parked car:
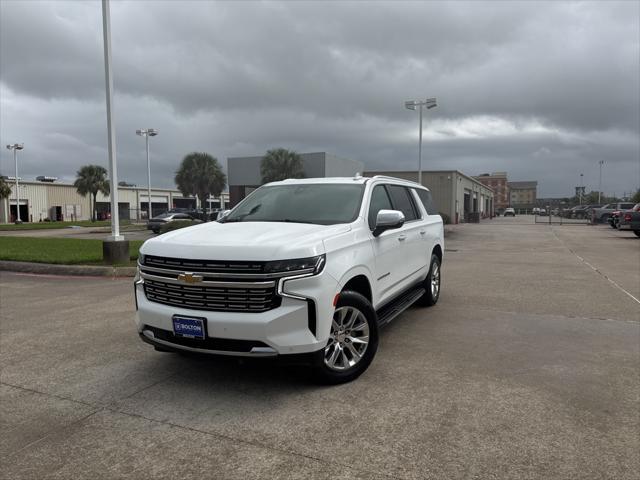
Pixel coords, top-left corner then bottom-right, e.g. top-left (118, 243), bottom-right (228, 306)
top-left (134, 176), bottom-right (445, 383)
top-left (538, 208), bottom-right (547, 216)
top-left (503, 208), bottom-right (516, 217)
top-left (572, 205), bottom-right (595, 219)
top-left (147, 212), bottom-right (201, 234)
top-left (608, 210), bottom-right (622, 229)
top-left (592, 203), bottom-right (636, 224)
top-left (617, 203), bottom-right (640, 237)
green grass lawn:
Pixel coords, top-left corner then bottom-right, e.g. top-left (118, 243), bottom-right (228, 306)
top-left (0, 236), bottom-right (145, 265)
top-left (0, 220), bottom-right (132, 231)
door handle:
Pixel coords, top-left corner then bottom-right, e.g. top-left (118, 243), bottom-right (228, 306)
top-left (419, 230), bottom-right (426, 235)
top-left (398, 234), bottom-right (407, 241)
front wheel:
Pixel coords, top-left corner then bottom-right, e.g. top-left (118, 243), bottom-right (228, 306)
top-left (634, 230), bottom-right (640, 237)
top-left (417, 254), bottom-right (442, 307)
top-left (312, 291), bottom-right (379, 384)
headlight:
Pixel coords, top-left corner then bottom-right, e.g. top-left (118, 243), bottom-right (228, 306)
top-left (264, 255), bottom-right (325, 275)
top-left (138, 253), bottom-right (145, 265)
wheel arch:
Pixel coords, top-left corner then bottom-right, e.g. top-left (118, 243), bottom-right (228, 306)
top-left (432, 243), bottom-right (443, 263)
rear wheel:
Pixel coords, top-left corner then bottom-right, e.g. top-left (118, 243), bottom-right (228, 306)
top-left (312, 291), bottom-right (378, 384)
top-left (417, 254), bottom-right (442, 307)
top-left (634, 230), bottom-right (640, 237)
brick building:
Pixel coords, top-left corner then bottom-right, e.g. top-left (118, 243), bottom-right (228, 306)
top-left (474, 172), bottom-right (509, 212)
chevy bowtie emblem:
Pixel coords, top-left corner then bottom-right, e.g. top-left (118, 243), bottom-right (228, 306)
top-left (178, 273), bottom-right (203, 284)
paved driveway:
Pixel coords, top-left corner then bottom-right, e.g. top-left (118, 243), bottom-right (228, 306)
top-left (1, 219), bottom-right (638, 479)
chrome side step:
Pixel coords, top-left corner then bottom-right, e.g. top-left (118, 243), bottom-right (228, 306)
top-left (376, 287), bottom-right (425, 328)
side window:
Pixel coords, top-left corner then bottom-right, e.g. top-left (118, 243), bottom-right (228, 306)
top-left (368, 185), bottom-right (393, 229)
top-left (415, 189), bottom-right (436, 215)
top-left (387, 185), bottom-right (418, 221)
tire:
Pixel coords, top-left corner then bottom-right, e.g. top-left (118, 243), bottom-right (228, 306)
top-left (312, 291), bottom-right (379, 384)
top-left (417, 254), bottom-right (442, 307)
top-left (634, 231), bottom-right (640, 237)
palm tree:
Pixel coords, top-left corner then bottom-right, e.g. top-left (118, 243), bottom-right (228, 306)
top-left (175, 152), bottom-right (227, 209)
top-left (0, 176), bottom-right (11, 201)
top-left (0, 176), bottom-right (11, 223)
top-left (260, 148), bottom-right (305, 184)
top-left (74, 165), bottom-right (110, 222)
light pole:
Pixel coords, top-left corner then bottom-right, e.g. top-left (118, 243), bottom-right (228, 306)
top-left (6, 143), bottom-right (24, 223)
top-left (101, 0), bottom-right (129, 264)
top-left (405, 98), bottom-right (437, 185)
top-left (579, 173), bottom-right (584, 205)
top-left (598, 160), bottom-right (604, 204)
top-left (136, 128), bottom-right (158, 219)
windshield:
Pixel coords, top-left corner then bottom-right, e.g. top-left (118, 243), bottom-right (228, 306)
top-left (223, 183), bottom-right (365, 225)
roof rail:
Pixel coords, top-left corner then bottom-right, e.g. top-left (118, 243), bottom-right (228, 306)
top-left (371, 175), bottom-right (423, 186)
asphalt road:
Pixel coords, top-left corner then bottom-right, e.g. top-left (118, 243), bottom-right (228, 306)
top-left (1, 217), bottom-right (638, 479)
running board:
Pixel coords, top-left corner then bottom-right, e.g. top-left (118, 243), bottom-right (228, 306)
top-left (376, 287), bottom-right (425, 328)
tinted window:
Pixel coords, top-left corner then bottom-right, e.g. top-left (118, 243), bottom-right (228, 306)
top-left (224, 184), bottom-right (364, 225)
top-left (368, 185), bottom-right (393, 229)
top-left (387, 185), bottom-right (418, 221)
top-left (415, 188), bottom-right (436, 215)
top-left (620, 203), bottom-right (634, 209)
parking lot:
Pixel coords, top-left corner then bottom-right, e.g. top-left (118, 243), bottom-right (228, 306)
top-left (1, 218), bottom-right (638, 479)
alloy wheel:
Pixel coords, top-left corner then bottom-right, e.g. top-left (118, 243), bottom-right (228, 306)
top-left (431, 263), bottom-right (440, 298)
top-left (324, 306), bottom-right (370, 371)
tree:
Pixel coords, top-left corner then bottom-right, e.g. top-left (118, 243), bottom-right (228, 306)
top-left (0, 176), bottom-right (11, 201)
top-left (260, 148), bottom-right (305, 184)
top-left (175, 152), bottom-right (227, 208)
top-left (631, 189), bottom-right (640, 204)
top-left (74, 165), bottom-right (110, 222)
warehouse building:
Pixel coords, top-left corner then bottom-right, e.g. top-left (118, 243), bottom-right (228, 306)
top-left (227, 152), bottom-right (363, 206)
top-left (364, 170), bottom-right (495, 224)
top-left (0, 178), bottom-right (228, 223)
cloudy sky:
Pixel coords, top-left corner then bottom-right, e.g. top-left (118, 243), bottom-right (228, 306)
top-left (1, 0), bottom-right (638, 197)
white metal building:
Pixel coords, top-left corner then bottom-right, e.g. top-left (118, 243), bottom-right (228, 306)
top-left (0, 179), bottom-right (229, 223)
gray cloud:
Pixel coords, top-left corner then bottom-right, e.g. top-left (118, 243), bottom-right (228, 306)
top-left (1, 0), bottom-right (638, 198)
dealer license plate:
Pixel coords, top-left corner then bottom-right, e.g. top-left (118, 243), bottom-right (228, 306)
top-left (172, 316), bottom-right (206, 340)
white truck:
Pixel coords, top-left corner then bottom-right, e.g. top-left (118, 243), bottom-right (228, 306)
top-left (135, 176), bottom-right (444, 383)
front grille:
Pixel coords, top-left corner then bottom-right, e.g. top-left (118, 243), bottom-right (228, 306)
top-left (144, 255), bottom-right (265, 274)
top-left (143, 325), bottom-right (269, 352)
top-left (143, 278), bottom-right (280, 312)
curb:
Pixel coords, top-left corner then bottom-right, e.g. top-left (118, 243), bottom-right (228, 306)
top-left (0, 260), bottom-right (136, 278)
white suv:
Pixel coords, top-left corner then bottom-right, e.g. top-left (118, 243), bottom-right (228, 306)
top-left (135, 176), bottom-right (444, 383)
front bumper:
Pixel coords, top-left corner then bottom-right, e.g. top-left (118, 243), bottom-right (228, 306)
top-left (134, 270), bottom-right (338, 357)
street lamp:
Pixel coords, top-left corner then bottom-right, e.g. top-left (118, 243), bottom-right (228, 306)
top-left (6, 143), bottom-right (24, 223)
top-left (405, 97), bottom-right (437, 185)
top-left (136, 128), bottom-right (158, 219)
top-left (579, 173), bottom-right (584, 205)
top-left (598, 160), bottom-right (604, 204)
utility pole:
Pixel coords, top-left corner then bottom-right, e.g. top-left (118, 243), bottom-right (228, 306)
top-left (598, 160), bottom-right (604, 204)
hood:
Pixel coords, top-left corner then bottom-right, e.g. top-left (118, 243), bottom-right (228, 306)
top-left (140, 221), bottom-right (351, 261)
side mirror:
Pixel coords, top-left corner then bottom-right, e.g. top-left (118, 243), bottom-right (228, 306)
top-left (217, 209), bottom-right (231, 221)
top-left (373, 210), bottom-right (405, 237)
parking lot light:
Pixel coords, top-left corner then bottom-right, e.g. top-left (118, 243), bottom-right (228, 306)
top-left (136, 128), bottom-right (159, 219)
top-left (6, 143), bottom-right (24, 223)
top-left (405, 98), bottom-right (437, 185)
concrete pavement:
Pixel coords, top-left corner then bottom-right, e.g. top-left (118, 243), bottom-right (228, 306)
top-left (1, 218), bottom-right (638, 479)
